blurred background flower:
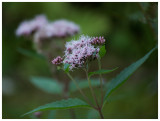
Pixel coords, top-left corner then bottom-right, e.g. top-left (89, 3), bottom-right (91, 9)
top-left (2, 2), bottom-right (158, 119)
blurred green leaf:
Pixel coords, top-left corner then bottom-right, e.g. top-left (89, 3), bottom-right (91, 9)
top-left (17, 48), bottom-right (45, 59)
top-left (30, 77), bottom-right (63, 94)
top-left (22, 98), bottom-right (91, 116)
top-left (103, 46), bottom-right (157, 107)
top-left (106, 94), bottom-right (127, 104)
top-left (63, 63), bottom-right (70, 73)
top-left (57, 66), bottom-right (61, 70)
top-left (88, 68), bottom-right (118, 78)
top-left (69, 79), bottom-right (100, 92)
top-left (87, 109), bottom-right (99, 119)
top-left (128, 12), bottom-right (146, 23)
top-left (139, 2), bottom-right (150, 11)
top-left (99, 45), bottom-right (106, 58)
top-left (48, 110), bottom-right (56, 119)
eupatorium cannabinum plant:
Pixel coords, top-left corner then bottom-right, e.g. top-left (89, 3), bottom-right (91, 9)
top-left (22, 34), bottom-right (157, 118)
top-left (16, 15), bottom-right (157, 119)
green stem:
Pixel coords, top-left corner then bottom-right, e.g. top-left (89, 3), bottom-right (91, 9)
top-left (66, 72), bottom-right (97, 109)
top-left (85, 69), bottom-right (104, 119)
top-left (85, 69), bottom-right (100, 108)
top-left (69, 109), bottom-right (76, 119)
top-left (62, 80), bottom-right (76, 118)
top-left (98, 108), bottom-right (104, 119)
top-left (98, 58), bottom-right (104, 108)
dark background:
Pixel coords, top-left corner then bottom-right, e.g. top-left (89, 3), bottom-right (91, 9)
top-left (2, 2), bottom-right (158, 119)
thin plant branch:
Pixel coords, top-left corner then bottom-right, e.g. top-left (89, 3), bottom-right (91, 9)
top-left (66, 72), bottom-right (97, 109)
top-left (98, 58), bottom-right (104, 108)
top-left (85, 68), bottom-right (104, 119)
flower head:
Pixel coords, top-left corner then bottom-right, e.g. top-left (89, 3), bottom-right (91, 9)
top-left (35, 19), bottom-right (80, 41)
top-left (63, 35), bottom-right (100, 70)
top-left (16, 15), bottom-right (48, 37)
top-left (91, 36), bottom-right (105, 45)
top-left (52, 56), bottom-right (63, 65)
top-left (52, 20), bottom-right (80, 37)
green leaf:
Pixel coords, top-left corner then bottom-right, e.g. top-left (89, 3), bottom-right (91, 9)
top-left (99, 45), bottom-right (106, 58)
top-left (69, 79), bottom-right (101, 92)
top-left (22, 98), bottom-right (91, 116)
top-left (63, 63), bottom-right (70, 73)
top-left (17, 48), bottom-right (45, 59)
top-left (103, 46), bottom-right (157, 107)
top-left (30, 77), bottom-right (63, 94)
top-left (88, 68), bottom-right (118, 78)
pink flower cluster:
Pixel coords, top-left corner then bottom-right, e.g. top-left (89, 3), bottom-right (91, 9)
top-left (35, 20), bottom-right (80, 41)
top-left (63, 35), bottom-right (100, 70)
top-left (16, 14), bottom-right (80, 41)
top-left (51, 56), bottom-right (63, 65)
top-left (91, 36), bottom-right (105, 45)
top-left (16, 15), bottom-right (48, 37)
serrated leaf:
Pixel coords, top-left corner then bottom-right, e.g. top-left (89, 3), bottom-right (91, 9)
top-left (99, 45), bottom-right (106, 58)
top-left (22, 98), bottom-right (91, 116)
top-left (88, 68), bottom-right (118, 78)
top-left (69, 79), bottom-right (101, 92)
top-left (30, 77), bottom-right (63, 94)
top-left (64, 63), bottom-right (70, 73)
top-left (17, 48), bottom-right (45, 59)
top-left (103, 46), bottom-right (157, 107)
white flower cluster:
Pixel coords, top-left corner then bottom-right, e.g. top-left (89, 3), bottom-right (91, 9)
top-left (63, 35), bottom-right (100, 70)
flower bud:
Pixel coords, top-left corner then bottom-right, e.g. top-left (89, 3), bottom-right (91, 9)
top-left (91, 36), bottom-right (105, 45)
top-left (52, 56), bottom-right (63, 65)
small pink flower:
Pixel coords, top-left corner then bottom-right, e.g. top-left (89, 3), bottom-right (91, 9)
top-left (52, 56), bottom-right (63, 65)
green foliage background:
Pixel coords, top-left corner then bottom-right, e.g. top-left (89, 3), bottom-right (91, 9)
top-left (2, 2), bottom-right (158, 119)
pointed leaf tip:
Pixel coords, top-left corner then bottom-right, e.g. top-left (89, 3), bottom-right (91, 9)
top-left (103, 46), bottom-right (157, 108)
